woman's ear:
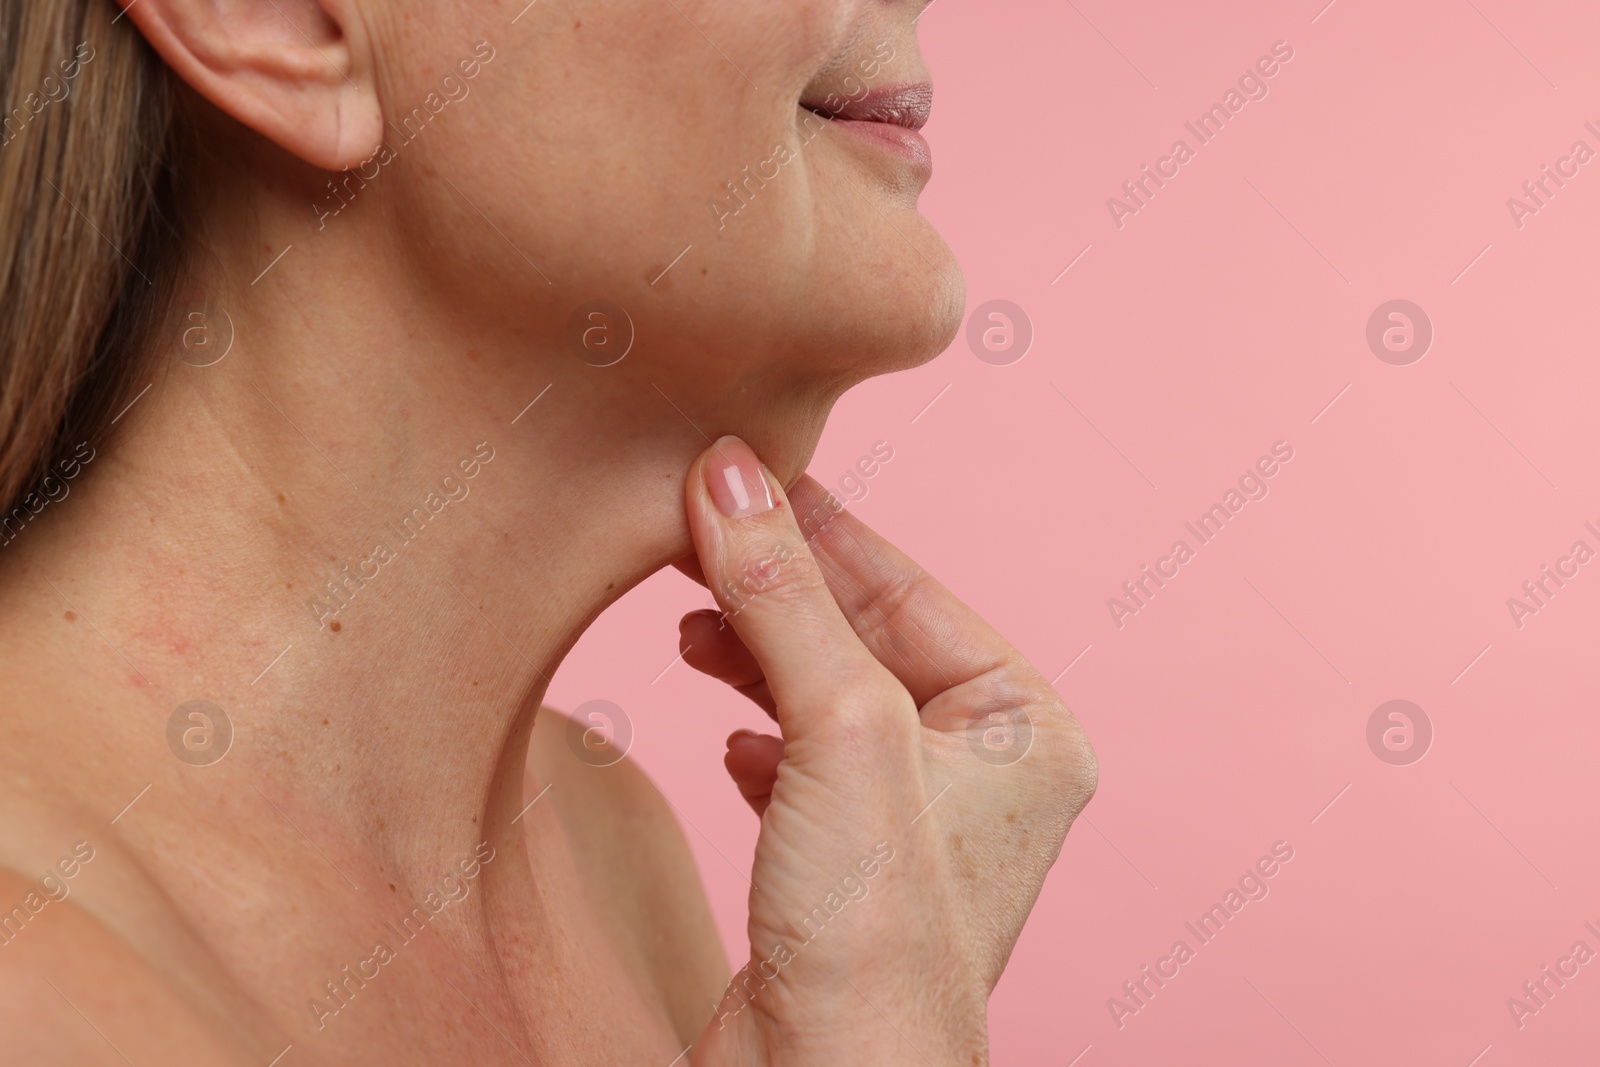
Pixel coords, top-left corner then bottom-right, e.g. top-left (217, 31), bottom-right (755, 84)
top-left (117, 0), bottom-right (383, 170)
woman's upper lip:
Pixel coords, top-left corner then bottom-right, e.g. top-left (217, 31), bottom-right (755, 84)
top-left (803, 83), bottom-right (933, 131)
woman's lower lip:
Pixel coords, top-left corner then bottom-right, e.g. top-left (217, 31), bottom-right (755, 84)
top-left (826, 118), bottom-right (932, 177)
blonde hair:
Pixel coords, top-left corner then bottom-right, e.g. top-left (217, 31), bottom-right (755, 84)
top-left (0, 1), bottom-right (185, 526)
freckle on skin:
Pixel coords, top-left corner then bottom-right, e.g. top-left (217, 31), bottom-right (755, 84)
top-left (952, 842), bottom-right (978, 881)
top-left (330, 621), bottom-right (342, 632)
top-left (64, 611), bottom-right (76, 622)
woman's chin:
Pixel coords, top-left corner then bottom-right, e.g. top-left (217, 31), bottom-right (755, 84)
top-left (845, 260), bottom-right (967, 381)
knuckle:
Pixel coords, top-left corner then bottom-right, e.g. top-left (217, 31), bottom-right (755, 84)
top-left (814, 663), bottom-right (907, 716)
top-left (1061, 731), bottom-right (1099, 811)
top-left (792, 666), bottom-right (916, 742)
top-left (719, 535), bottom-right (825, 614)
top-left (1034, 701), bottom-right (1098, 812)
top-left (847, 562), bottom-right (929, 645)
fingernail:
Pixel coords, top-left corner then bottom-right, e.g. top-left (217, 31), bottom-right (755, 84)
top-left (705, 436), bottom-right (775, 518)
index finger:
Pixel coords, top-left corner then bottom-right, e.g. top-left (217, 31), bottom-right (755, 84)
top-left (684, 439), bottom-right (912, 743)
top-left (787, 474), bottom-right (1034, 708)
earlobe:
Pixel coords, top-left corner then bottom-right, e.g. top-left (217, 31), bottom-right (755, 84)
top-left (115, 0), bottom-right (383, 171)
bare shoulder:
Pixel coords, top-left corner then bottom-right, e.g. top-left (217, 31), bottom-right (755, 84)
top-left (527, 706), bottom-right (730, 1037)
top-left (0, 868), bottom-right (242, 1066)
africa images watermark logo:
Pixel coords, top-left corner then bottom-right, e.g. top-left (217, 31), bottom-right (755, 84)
top-left (306, 442), bottom-right (496, 631)
top-left (1106, 40), bottom-right (1296, 229)
top-left (565, 301), bottom-right (634, 367)
top-left (1365, 300), bottom-right (1432, 366)
top-left (1504, 521), bottom-right (1600, 630)
top-left (1107, 441), bottom-right (1295, 629)
top-left (166, 700), bottom-right (234, 766)
top-left (713, 842), bottom-right (896, 1031)
top-left (0, 41), bottom-right (95, 150)
top-left (966, 300), bottom-right (1033, 367)
top-left (565, 700), bottom-right (633, 768)
top-left (307, 842), bottom-right (496, 1030)
top-left (1365, 700), bottom-right (1431, 767)
top-left (1107, 840), bottom-right (1296, 1029)
top-left (0, 441), bottom-right (95, 549)
top-left (313, 41), bottom-right (497, 229)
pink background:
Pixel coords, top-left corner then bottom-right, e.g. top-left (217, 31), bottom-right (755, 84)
top-left (551, 1), bottom-right (1600, 1063)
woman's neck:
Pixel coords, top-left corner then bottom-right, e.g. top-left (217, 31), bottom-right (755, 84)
top-left (0, 183), bottom-right (826, 911)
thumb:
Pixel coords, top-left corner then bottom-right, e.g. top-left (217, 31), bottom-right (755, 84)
top-left (684, 436), bottom-right (910, 743)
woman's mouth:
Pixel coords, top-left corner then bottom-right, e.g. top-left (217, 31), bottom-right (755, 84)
top-left (800, 83), bottom-right (933, 177)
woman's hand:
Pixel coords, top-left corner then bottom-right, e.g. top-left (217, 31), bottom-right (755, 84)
top-left (680, 437), bottom-right (1097, 1067)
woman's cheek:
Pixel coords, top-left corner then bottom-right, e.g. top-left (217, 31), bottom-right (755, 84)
top-left (764, 0), bottom-right (862, 89)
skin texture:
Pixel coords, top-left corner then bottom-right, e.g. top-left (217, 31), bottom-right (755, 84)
top-left (0, 0), bottom-right (1094, 1062)
top-left (0, 711), bottom-right (727, 1064)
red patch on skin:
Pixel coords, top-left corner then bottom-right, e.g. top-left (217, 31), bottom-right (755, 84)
top-left (64, 611), bottom-right (76, 622)
top-left (330, 621), bottom-right (342, 633)
top-left (129, 620), bottom-right (198, 658)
